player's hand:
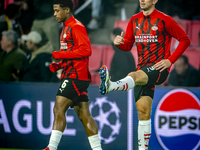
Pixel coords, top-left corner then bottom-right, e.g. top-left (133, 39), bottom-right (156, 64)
top-left (153, 59), bottom-right (172, 72)
top-left (114, 31), bottom-right (125, 46)
top-left (49, 62), bottom-right (62, 72)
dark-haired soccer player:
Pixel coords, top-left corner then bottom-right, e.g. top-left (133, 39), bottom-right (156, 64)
top-left (44, 0), bottom-right (102, 150)
top-left (99, 0), bottom-right (190, 149)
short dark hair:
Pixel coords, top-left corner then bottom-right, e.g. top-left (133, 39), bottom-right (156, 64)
top-left (54, 0), bottom-right (74, 12)
top-left (180, 55), bottom-right (189, 65)
top-left (5, 4), bottom-right (21, 19)
top-left (112, 27), bottom-right (124, 36)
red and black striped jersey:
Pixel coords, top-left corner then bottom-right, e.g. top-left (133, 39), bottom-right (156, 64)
top-left (117, 9), bottom-right (190, 71)
top-left (59, 16), bottom-right (91, 81)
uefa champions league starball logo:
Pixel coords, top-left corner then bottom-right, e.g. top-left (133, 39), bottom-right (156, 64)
top-left (89, 97), bottom-right (122, 144)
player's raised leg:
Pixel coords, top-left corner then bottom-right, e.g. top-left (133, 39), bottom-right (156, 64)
top-left (99, 65), bottom-right (148, 95)
top-left (136, 96), bottom-right (152, 150)
top-left (44, 96), bottom-right (73, 150)
top-left (74, 102), bottom-right (102, 150)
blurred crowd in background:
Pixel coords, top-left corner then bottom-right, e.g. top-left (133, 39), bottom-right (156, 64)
top-left (0, 0), bottom-right (199, 87)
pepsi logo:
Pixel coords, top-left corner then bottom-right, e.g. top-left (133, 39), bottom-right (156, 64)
top-left (154, 89), bottom-right (200, 150)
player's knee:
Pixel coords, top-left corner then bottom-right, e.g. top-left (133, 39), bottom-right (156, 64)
top-left (127, 72), bottom-right (134, 78)
top-left (53, 106), bottom-right (60, 116)
top-left (53, 105), bottom-right (58, 115)
top-left (127, 72), bottom-right (136, 82)
top-left (53, 104), bottom-right (65, 118)
top-left (137, 109), bottom-right (151, 120)
top-left (137, 104), bottom-right (151, 120)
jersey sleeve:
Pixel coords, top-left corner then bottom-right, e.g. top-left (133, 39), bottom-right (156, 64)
top-left (116, 18), bottom-right (135, 51)
top-left (165, 17), bottom-right (190, 64)
top-left (55, 25), bottom-right (92, 59)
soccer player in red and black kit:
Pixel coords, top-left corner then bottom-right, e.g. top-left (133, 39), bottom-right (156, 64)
top-left (99, 0), bottom-right (190, 150)
top-left (44, 0), bottom-right (102, 150)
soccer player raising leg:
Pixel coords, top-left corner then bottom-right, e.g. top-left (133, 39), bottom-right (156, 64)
top-left (99, 0), bottom-right (190, 149)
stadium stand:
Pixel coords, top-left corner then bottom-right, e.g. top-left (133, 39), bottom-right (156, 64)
top-left (89, 44), bottom-right (139, 85)
top-left (183, 47), bottom-right (200, 70)
top-left (189, 21), bottom-right (200, 46)
top-left (171, 19), bottom-right (191, 50)
top-left (90, 44), bottom-right (105, 85)
top-left (102, 46), bottom-right (115, 71)
top-left (89, 44), bottom-right (200, 85)
top-left (114, 20), bottom-right (129, 32)
top-left (89, 44), bottom-right (105, 71)
top-left (90, 45), bottom-right (200, 85)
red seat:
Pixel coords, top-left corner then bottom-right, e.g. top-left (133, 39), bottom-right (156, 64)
top-left (90, 72), bottom-right (101, 85)
top-left (102, 46), bottom-right (115, 71)
top-left (176, 19), bottom-right (189, 32)
top-left (130, 46), bottom-right (138, 65)
top-left (161, 47), bottom-right (200, 86)
top-left (114, 20), bottom-right (129, 32)
top-left (89, 44), bottom-right (105, 71)
top-left (183, 47), bottom-right (200, 69)
top-left (169, 47), bottom-right (200, 70)
top-left (189, 21), bottom-right (200, 46)
top-left (171, 19), bottom-right (191, 50)
top-left (89, 44), bottom-right (106, 85)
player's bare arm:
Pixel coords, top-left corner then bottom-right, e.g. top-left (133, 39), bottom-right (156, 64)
top-left (153, 59), bottom-right (172, 72)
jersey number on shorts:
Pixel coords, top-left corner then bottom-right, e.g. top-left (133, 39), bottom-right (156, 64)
top-left (61, 80), bottom-right (69, 88)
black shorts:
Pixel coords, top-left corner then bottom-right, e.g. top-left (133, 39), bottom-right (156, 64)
top-left (134, 64), bottom-right (169, 102)
top-left (57, 79), bottom-right (90, 104)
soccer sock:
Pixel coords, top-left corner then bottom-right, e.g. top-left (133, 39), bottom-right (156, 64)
top-left (47, 130), bottom-right (63, 150)
top-left (88, 134), bottom-right (102, 150)
top-left (138, 119), bottom-right (151, 150)
top-left (108, 76), bottom-right (135, 92)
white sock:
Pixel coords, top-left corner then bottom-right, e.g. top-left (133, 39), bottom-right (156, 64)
top-left (108, 76), bottom-right (135, 92)
top-left (138, 119), bottom-right (151, 150)
top-left (88, 134), bottom-right (102, 150)
top-left (47, 130), bottom-right (63, 150)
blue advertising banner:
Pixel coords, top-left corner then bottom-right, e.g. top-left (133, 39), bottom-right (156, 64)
top-left (0, 82), bottom-right (199, 150)
top-left (0, 82), bottom-right (137, 150)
